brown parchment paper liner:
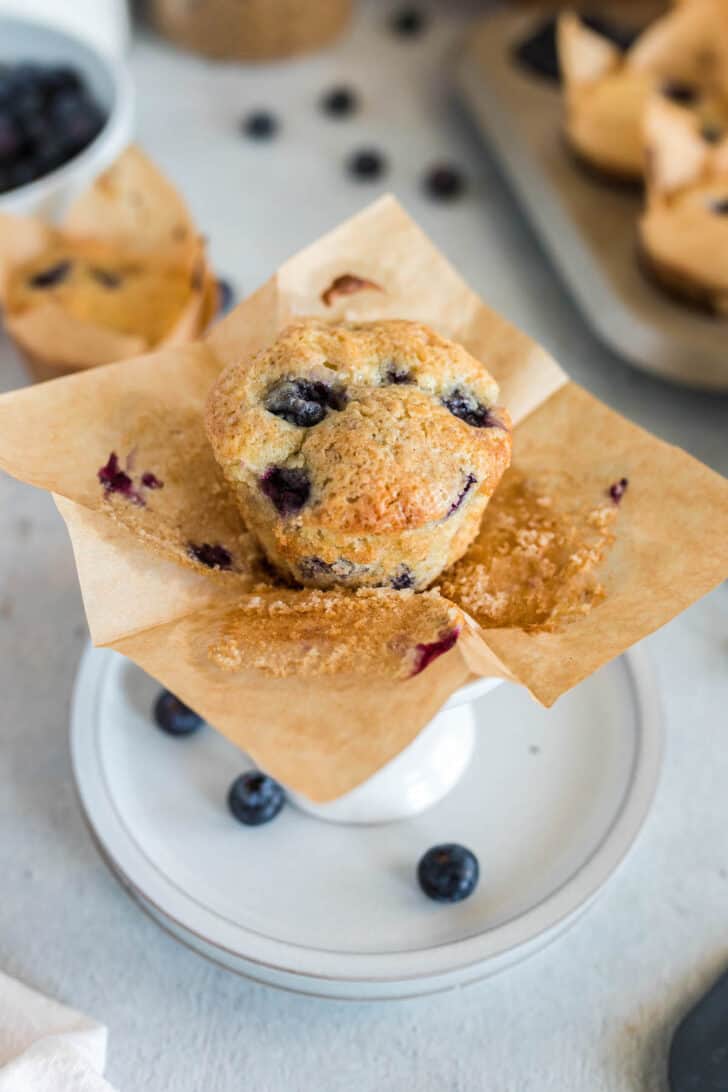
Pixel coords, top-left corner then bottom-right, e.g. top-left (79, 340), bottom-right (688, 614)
top-left (0, 196), bottom-right (727, 802)
top-left (0, 146), bottom-right (217, 381)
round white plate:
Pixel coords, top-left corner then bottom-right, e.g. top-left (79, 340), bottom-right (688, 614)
top-left (71, 644), bottom-right (662, 1000)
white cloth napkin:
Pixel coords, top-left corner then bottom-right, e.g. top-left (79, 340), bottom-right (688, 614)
top-left (0, 972), bottom-right (115, 1091)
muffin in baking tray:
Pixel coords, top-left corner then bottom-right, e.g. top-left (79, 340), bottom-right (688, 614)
top-left (557, 0), bottom-right (728, 182)
top-left (639, 94), bottom-right (728, 313)
top-left (205, 318), bottom-right (512, 591)
top-left (6, 236), bottom-right (204, 349)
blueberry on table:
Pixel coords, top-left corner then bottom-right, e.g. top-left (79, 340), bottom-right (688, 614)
top-left (423, 164), bottom-right (467, 202)
top-left (228, 771), bottom-right (285, 826)
top-left (320, 86), bottom-right (358, 118)
top-left (153, 690), bottom-right (204, 736)
top-left (417, 843), bottom-right (479, 903)
top-left (669, 965), bottom-right (728, 1092)
top-left (390, 7), bottom-right (428, 37)
top-left (346, 148), bottom-right (387, 181)
top-left (241, 111), bottom-right (278, 140)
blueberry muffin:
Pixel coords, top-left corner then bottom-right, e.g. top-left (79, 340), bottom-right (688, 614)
top-left (558, 3), bottom-right (728, 182)
top-left (640, 94), bottom-right (728, 313)
top-left (6, 236), bottom-right (205, 349)
top-left (205, 319), bottom-right (512, 591)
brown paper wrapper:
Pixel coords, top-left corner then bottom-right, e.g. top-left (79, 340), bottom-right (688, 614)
top-left (0, 146), bottom-right (218, 381)
top-left (0, 196), bottom-right (726, 802)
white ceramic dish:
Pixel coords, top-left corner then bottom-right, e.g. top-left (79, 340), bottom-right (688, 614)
top-left (71, 643), bottom-right (662, 999)
top-left (457, 9), bottom-right (728, 392)
top-left (0, 14), bottom-right (134, 218)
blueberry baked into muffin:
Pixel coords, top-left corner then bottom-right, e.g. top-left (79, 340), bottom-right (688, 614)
top-left (205, 319), bottom-right (512, 591)
top-left (639, 94), bottom-right (728, 313)
top-left (558, 1), bottom-right (728, 182)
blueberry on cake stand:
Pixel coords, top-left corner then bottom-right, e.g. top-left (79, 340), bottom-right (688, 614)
top-left (70, 643), bottom-right (662, 998)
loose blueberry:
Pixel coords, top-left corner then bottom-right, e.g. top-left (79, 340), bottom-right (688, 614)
top-left (411, 628), bottom-right (460, 676)
top-left (661, 80), bottom-right (699, 106)
top-left (443, 388), bottom-right (503, 429)
top-left (188, 542), bottom-right (233, 570)
top-left (669, 965), bottom-right (728, 1092)
top-left (228, 771), bottom-right (285, 826)
top-left (608, 477), bottom-right (628, 504)
top-left (347, 148), bottom-right (387, 181)
top-left (390, 7), bottom-right (428, 37)
top-left (391, 566), bottom-right (414, 590)
top-left (320, 85), bottom-right (358, 118)
top-left (153, 689), bottom-right (204, 736)
top-left (423, 164), bottom-right (467, 202)
top-left (265, 377), bottom-right (346, 428)
top-left (260, 467), bottom-right (311, 516)
top-left (447, 473), bottom-right (477, 517)
top-left (241, 111), bottom-right (278, 139)
top-left (710, 197), bottom-right (728, 215)
top-left (417, 843), bottom-right (480, 903)
top-left (383, 363), bottom-right (413, 385)
top-left (29, 260), bottom-right (72, 289)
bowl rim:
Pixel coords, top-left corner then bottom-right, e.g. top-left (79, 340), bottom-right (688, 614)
top-left (0, 12), bottom-right (135, 211)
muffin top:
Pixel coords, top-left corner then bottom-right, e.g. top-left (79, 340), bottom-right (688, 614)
top-left (205, 318), bottom-right (511, 535)
top-left (6, 237), bottom-right (202, 347)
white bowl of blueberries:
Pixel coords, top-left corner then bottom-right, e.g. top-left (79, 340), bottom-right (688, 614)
top-left (0, 13), bottom-right (134, 217)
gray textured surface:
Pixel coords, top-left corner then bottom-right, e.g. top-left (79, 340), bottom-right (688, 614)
top-left (1, 3), bottom-right (727, 1089)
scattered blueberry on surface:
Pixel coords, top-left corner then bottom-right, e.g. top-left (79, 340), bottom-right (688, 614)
top-left (320, 86), bottom-right (358, 118)
top-left (669, 965), bottom-right (728, 1092)
top-left (423, 163), bottom-right (467, 202)
top-left (347, 148), bottom-right (387, 182)
top-left (188, 542), bottom-right (233, 570)
top-left (153, 689), bottom-right (204, 736)
top-left (260, 466), bottom-right (311, 515)
top-left (390, 7), bottom-right (428, 38)
top-left (241, 111), bottom-right (278, 140)
top-left (228, 771), bottom-right (285, 826)
top-left (0, 61), bottom-right (106, 195)
top-left (417, 843), bottom-right (480, 903)
top-left (710, 197), bottom-right (728, 215)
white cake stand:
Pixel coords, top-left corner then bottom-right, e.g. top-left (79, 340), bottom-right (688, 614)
top-left (71, 643), bottom-right (662, 1000)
